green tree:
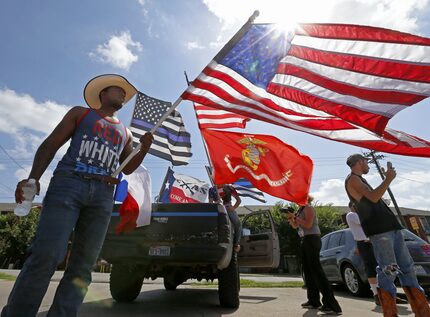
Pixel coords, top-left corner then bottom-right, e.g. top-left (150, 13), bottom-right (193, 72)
top-left (314, 202), bottom-right (347, 237)
top-left (0, 208), bottom-right (41, 268)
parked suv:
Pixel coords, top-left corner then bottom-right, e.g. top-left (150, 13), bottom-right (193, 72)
top-left (319, 228), bottom-right (430, 296)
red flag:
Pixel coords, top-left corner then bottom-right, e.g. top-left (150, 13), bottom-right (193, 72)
top-left (194, 104), bottom-right (250, 129)
top-left (202, 129), bottom-right (313, 205)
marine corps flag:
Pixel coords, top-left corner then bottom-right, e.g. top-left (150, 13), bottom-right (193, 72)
top-left (202, 129), bottom-right (313, 205)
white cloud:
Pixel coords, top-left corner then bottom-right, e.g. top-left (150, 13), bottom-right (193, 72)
top-left (89, 31), bottom-right (143, 71)
top-left (202, 0), bottom-right (428, 33)
top-left (312, 170), bottom-right (430, 210)
top-left (0, 89), bottom-right (70, 137)
top-left (209, 35), bottom-right (225, 49)
top-left (311, 179), bottom-right (347, 206)
top-left (185, 41), bottom-right (205, 50)
top-left (137, 0), bottom-right (149, 18)
top-left (0, 88), bottom-right (70, 170)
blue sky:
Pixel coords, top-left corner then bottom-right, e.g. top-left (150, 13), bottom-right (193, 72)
top-left (0, 0), bottom-right (429, 209)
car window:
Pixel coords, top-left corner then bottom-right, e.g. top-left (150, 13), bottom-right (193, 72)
top-left (326, 232), bottom-right (342, 249)
top-left (321, 235), bottom-right (329, 251)
top-left (339, 232), bottom-right (345, 246)
top-left (242, 212), bottom-right (272, 235)
top-left (401, 229), bottom-right (426, 243)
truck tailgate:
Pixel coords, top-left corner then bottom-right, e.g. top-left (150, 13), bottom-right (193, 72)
top-left (100, 203), bottom-right (227, 264)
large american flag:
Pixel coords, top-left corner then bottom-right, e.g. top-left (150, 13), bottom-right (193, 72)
top-left (194, 103), bottom-right (250, 129)
top-left (182, 23), bottom-right (430, 157)
top-left (130, 92), bottom-right (192, 165)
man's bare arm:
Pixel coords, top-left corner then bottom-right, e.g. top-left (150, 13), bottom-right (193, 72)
top-left (15, 107), bottom-right (86, 203)
top-left (347, 172), bottom-right (395, 203)
top-left (231, 191), bottom-right (241, 210)
top-left (294, 206), bottom-right (315, 229)
top-left (28, 107), bottom-right (85, 180)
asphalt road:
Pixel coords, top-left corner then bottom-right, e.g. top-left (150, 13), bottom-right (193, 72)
top-left (0, 271), bottom-right (417, 316)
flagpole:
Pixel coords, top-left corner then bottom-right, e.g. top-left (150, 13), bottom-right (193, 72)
top-left (157, 167), bottom-right (172, 203)
top-left (111, 96), bottom-right (183, 178)
top-left (183, 71), bottom-right (217, 188)
top-left (369, 151), bottom-right (406, 227)
top-left (184, 10), bottom-right (259, 99)
top-left (212, 10), bottom-right (259, 62)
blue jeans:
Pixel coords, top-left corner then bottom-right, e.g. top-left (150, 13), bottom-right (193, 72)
top-left (227, 210), bottom-right (242, 245)
top-left (370, 230), bottom-right (423, 297)
top-left (1, 173), bottom-right (114, 317)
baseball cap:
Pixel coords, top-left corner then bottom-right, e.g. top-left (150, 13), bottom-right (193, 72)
top-left (346, 154), bottom-right (368, 167)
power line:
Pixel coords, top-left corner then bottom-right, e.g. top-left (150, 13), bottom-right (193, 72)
top-left (0, 144), bottom-right (28, 172)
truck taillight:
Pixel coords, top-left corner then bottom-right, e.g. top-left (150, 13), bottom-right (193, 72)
top-left (354, 248), bottom-right (360, 256)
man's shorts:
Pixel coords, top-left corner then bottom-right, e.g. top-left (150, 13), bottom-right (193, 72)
top-left (356, 240), bottom-right (377, 278)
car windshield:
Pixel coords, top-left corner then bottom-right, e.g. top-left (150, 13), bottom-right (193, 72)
top-left (401, 229), bottom-right (427, 243)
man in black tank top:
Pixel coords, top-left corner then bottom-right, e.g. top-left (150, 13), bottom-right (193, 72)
top-left (345, 154), bottom-right (430, 316)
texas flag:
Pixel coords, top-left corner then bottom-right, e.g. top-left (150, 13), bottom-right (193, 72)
top-left (159, 167), bottom-right (209, 203)
top-left (114, 165), bottom-right (152, 234)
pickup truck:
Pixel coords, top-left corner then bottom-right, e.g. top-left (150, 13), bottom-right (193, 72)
top-left (99, 202), bottom-right (280, 308)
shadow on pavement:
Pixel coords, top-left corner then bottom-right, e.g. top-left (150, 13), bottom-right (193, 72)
top-left (36, 288), bottom-right (244, 317)
top-left (238, 295), bottom-right (277, 304)
top-left (330, 285), bottom-right (414, 316)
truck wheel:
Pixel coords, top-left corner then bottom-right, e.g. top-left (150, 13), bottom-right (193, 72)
top-left (218, 252), bottom-right (240, 308)
top-left (163, 278), bottom-right (178, 291)
top-left (110, 264), bottom-right (144, 302)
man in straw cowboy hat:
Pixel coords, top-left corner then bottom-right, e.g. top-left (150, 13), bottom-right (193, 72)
top-left (1, 74), bottom-right (153, 317)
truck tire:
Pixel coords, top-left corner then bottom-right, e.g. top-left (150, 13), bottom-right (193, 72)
top-left (218, 252), bottom-right (240, 308)
top-left (163, 277), bottom-right (178, 291)
top-left (110, 264), bottom-right (144, 302)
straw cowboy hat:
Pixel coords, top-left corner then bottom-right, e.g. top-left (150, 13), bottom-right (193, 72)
top-left (83, 74), bottom-right (137, 109)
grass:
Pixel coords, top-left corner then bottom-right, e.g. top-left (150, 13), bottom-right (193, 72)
top-left (192, 278), bottom-right (304, 288)
top-left (0, 272), bottom-right (16, 281)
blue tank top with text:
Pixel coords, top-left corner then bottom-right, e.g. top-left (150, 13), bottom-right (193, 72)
top-left (55, 109), bottom-right (127, 176)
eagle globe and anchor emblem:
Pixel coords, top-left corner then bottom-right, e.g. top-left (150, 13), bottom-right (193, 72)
top-left (223, 135), bottom-right (293, 187)
top-left (239, 136), bottom-right (268, 170)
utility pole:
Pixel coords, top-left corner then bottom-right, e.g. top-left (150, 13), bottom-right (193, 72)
top-left (363, 151), bottom-right (406, 227)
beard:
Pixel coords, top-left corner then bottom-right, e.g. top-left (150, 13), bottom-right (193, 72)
top-left (111, 101), bottom-right (123, 111)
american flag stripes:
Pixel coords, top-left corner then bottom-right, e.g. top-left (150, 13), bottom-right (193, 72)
top-left (194, 104), bottom-right (250, 129)
top-left (130, 92), bottom-right (192, 165)
top-left (182, 22), bottom-right (430, 157)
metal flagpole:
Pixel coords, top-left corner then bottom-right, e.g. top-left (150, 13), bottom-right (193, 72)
top-left (112, 11), bottom-right (260, 179)
top-left (111, 97), bottom-right (183, 178)
top-left (184, 71), bottom-right (216, 187)
top-left (368, 151), bottom-right (406, 227)
top-left (157, 167), bottom-right (172, 203)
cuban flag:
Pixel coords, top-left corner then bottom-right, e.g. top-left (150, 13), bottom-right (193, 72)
top-left (114, 165), bottom-right (152, 234)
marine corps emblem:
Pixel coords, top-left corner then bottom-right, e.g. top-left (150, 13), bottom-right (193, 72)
top-left (238, 136), bottom-right (269, 171)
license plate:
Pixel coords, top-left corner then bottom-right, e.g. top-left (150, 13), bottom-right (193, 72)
top-left (148, 246), bottom-right (171, 256)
